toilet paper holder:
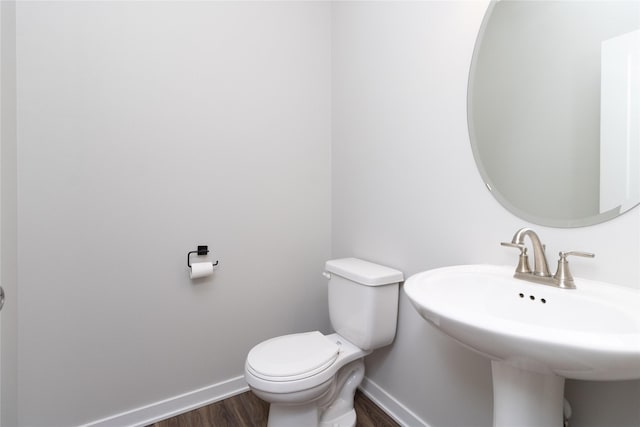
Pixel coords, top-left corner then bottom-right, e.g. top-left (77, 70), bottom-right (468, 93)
top-left (187, 245), bottom-right (219, 268)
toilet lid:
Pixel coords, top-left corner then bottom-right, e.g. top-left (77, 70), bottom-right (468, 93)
top-left (247, 331), bottom-right (339, 381)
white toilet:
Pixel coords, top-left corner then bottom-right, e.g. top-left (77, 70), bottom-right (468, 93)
top-left (244, 258), bottom-right (403, 427)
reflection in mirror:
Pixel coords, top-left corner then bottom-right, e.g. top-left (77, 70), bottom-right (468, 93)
top-left (468, 1), bottom-right (640, 227)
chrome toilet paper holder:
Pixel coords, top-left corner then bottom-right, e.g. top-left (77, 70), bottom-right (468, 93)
top-left (187, 245), bottom-right (219, 268)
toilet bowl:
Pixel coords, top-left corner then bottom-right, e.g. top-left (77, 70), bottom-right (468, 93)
top-left (244, 258), bottom-right (403, 427)
top-left (245, 332), bottom-right (369, 427)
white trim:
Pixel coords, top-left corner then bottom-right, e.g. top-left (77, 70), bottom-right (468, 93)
top-left (79, 374), bottom-right (427, 427)
top-left (359, 376), bottom-right (430, 427)
top-left (80, 376), bottom-right (249, 427)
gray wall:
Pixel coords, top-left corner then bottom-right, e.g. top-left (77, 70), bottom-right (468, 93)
top-left (332, 1), bottom-right (640, 427)
top-left (15, 2), bottom-right (331, 425)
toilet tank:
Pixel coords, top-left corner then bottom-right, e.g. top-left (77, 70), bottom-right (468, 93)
top-left (325, 258), bottom-right (403, 351)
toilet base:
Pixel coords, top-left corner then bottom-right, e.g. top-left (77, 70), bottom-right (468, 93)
top-left (267, 404), bottom-right (319, 427)
top-left (263, 359), bottom-right (364, 427)
top-left (319, 408), bottom-right (356, 427)
top-left (266, 405), bottom-right (356, 427)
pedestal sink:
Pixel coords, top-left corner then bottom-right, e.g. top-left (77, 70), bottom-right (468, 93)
top-left (404, 265), bottom-right (640, 427)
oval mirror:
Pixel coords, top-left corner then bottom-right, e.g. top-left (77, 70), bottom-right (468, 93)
top-left (468, 1), bottom-right (640, 227)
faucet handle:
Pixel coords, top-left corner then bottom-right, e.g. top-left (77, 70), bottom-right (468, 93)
top-left (559, 251), bottom-right (595, 259)
top-left (501, 242), bottom-right (531, 274)
top-left (501, 242), bottom-right (524, 249)
top-left (553, 251), bottom-right (595, 289)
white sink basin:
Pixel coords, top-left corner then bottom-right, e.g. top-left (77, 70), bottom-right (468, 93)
top-left (404, 264), bottom-right (640, 426)
top-left (404, 264), bottom-right (640, 380)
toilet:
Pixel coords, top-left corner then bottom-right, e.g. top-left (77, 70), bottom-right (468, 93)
top-left (244, 258), bottom-right (403, 427)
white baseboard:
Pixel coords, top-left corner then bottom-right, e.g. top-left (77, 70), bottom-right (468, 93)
top-left (80, 376), bottom-right (249, 427)
top-left (359, 376), bottom-right (430, 427)
top-left (80, 374), bottom-right (424, 427)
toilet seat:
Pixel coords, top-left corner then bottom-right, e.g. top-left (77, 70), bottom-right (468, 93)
top-left (246, 331), bottom-right (340, 382)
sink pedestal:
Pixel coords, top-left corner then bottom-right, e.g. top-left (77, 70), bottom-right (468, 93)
top-left (492, 361), bottom-right (564, 427)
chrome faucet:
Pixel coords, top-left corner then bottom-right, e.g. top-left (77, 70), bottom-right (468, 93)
top-left (501, 228), bottom-right (594, 289)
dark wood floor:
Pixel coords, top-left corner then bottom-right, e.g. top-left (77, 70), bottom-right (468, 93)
top-left (148, 389), bottom-right (400, 427)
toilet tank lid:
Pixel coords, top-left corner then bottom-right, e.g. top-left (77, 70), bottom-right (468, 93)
top-left (325, 258), bottom-right (403, 286)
